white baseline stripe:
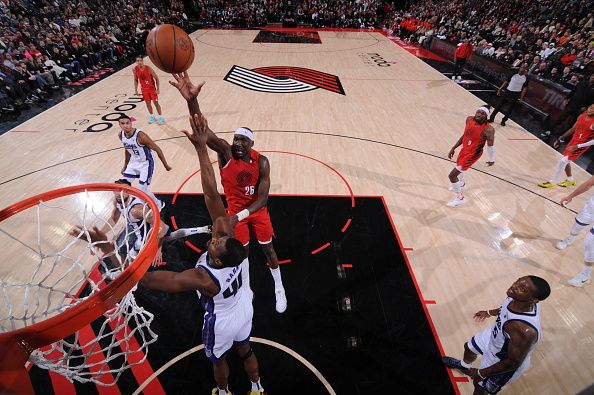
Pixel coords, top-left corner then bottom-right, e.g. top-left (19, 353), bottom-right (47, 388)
top-left (132, 337), bottom-right (336, 395)
top-left (231, 67), bottom-right (313, 88)
top-left (227, 76), bottom-right (316, 92)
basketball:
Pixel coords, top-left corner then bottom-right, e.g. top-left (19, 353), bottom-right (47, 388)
top-left (145, 24), bottom-right (195, 74)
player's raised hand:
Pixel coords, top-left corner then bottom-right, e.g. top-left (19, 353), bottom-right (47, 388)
top-left (182, 114), bottom-right (209, 147)
top-left (560, 195), bottom-right (572, 207)
top-left (169, 71), bottom-right (205, 101)
top-left (552, 139), bottom-right (561, 149)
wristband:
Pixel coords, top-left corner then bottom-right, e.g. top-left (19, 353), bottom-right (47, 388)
top-left (477, 369), bottom-right (486, 380)
top-left (236, 209), bottom-right (250, 221)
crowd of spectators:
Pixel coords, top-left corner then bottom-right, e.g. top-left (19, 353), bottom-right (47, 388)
top-left (384, 0), bottom-right (593, 91)
top-left (193, 0), bottom-right (378, 29)
top-left (0, 0), bottom-right (186, 116)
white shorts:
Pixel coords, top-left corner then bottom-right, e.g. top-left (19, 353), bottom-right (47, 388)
top-left (575, 196), bottom-right (594, 226)
top-left (123, 158), bottom-right (154, 185)
top-left (467, 328), bottom-right (530, 394)
top-left (203, 292), bottom-right (253, 362)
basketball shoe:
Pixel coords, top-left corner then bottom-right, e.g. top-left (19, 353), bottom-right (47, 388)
top-left (447, 196), bottom-right (466, 207)
top-left (568, 272), bottom-right (592, 288)
top-left (212, 388), bottom-right (232, 395)
top-left (148, 114), bottom-right (156, 124)
top-left (442, 356), bottom-right (471, 375)
top-left (538, 181), bottom-right (556, 188)
top-left (157, 116), bottom-right (165, 125)
top-left (275, 289), bottom-right (287, 313)
top-left (557, 180), bottom-right (576, 187)
top-left (555, 237), bottom-right (574, 250)
top-left (248, 391), bottom-right (266, 395)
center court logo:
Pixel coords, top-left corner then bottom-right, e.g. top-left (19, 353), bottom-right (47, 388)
top-left (224, 65), bottom-right (345, 95)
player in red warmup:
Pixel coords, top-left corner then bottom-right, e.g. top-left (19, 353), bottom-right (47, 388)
top-left (538, 104), bottom-right (594, 189)
top-left (133, 56), bottom-right (165, 125)
top-left (447, 106), bottom-right (496, 207)
top-left (169, 72), bottom-right (287, 313)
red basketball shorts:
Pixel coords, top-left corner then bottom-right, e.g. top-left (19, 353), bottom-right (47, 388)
top-left (563, 145), bottom-right (589, 161)
top-left (456, 150), bottom-right (482, 171)
top-left (231, 207), bottom-right (275, 245)
top-left (141, 89), bottom-right (158, 102)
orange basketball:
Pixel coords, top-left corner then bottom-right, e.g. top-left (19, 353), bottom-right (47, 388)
top-left (145, 24), bottom-right (195, 74)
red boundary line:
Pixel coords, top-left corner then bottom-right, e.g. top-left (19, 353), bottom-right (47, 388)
top-left (453, 376), bottom-right (470, 382)
top-left (404, 247), bottom-right (414, 251)
top-left (311, 242), bottom-right (331, 255)
top-left (341, 218), bottom-right (352, 233)
top-left (341, 263), bottom-right (353, 268)
top-left (379, 196), bottom-right (460, 395)
top-left (424, 300), bottom-right (437, 305)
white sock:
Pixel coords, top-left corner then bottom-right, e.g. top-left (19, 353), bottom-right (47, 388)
top-left (460, 359), bottom-right (471, 369)
top-left (269, 267), bottom-right (284, 291)
top-left (137, 183), bottom-right (162, 207)
top-left (457, 172), bottom-right (465, 184)
top-left (451, 180), bottom-right (464, 199)
top-left (165, 226), bottom-right (210, 241)
top-left (218, 387), bottom-right (228, 395)
top-left (567, 176), bottom-right (575, 181)
top-left (581, 266), bottom-right (593, 277)
top-left (251, 379), bottom-right (263, 392)
top-left (550, 158), bottom-right (569, 183)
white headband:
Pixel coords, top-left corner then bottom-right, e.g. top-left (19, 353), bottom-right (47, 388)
top-left (477, 106), bottom-right (491, 117)
top-left (234, 127), bottom-right (254, 141)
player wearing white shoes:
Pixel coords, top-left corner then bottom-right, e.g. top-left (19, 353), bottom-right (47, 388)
top-left (443, 276), bottom-right (550, 394)
top-left (170, 72), bottom-right (287, 314)
top-left (556, 174), bottom-right (594, 287)
top-left (81, 114), bottom-right (266, 395)
top-left (447, 106), bottom-right (496, 207)
top-left (119, 115), bottom-right (172, 210)
top-left (538, 104), bottom-right (594, 189)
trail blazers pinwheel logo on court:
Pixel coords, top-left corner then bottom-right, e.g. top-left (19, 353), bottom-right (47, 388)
top-left (224, 65), bottom-right (345, 95)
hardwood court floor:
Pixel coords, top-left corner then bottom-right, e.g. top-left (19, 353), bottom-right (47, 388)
top-left (2, 28), bottom-right (593, 394)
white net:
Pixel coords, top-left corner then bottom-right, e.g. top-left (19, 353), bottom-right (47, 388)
top-left (0, 187), bottom-right (158, 386)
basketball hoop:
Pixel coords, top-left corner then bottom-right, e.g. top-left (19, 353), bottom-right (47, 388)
top-left (0, 183), bottom-right (160, 392)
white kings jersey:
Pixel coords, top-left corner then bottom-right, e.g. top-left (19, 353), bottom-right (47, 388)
top-left (116, 196), bottom-right (150, 252)
top-left (195, 252), bottom-right (250, 316)
top-left (489, 297), bottom-right (541, 363)
top-left (120, 129), bottom-right (152, 162)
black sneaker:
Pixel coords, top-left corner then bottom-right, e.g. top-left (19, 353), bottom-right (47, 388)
top-left (442, 356), bottom-right (471, 375)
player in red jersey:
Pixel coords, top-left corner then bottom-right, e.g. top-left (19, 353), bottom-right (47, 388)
top-left (447, 106), bottom-right (496, 207)
top-left (133, 56), bottom-right (164, 125)
top-left (538, 104), bottom-right (594, 188)
top-left (169, 72), bottom-right (287, 313)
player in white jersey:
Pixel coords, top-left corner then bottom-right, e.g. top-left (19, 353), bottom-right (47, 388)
top-left (109, 179), bottom-right (211, 265)
top-left (119, 115), bottom-right (172, 210)
top-left (555, 174), bottom-right (594, 287)
top-left (443, 276), bottom-right (550, 394)
top-left (83, 114), bottom-right (265, 395)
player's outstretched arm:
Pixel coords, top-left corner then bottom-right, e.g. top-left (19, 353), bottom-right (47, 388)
top-left (485, 126), bottom-right (496, 166)
top-left (169, 72), bottom-right (231, 161)
top-left (138, 131), bottom-right (172, 171)
top-left (133, 73), bottom-right (139, 95)
top-left (140, 267), bottom-right (219, 296)
top-left (182, 114), bottom-right (233, 237)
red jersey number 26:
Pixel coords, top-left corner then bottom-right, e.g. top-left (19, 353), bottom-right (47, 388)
top-left (245, 186), bottom-right (255, 195)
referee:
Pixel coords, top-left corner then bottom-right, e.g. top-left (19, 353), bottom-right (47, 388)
top-left (488, 63), bottom-right (529, 126)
